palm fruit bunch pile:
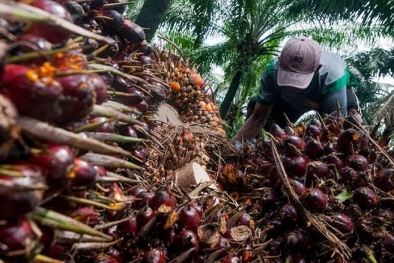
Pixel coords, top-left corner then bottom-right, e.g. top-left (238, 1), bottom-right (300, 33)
top-left (150, 50), bottom-right (224, 131)
top-left (214, 113), bottom-right (394, 262)
top-left (0, 1), bottom-right (267, 263)
top-left (139, 43), bottom-right (228, 176)
top-left (144, 46), bottom-right (228, 176)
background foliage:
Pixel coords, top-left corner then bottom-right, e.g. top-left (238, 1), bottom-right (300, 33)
top-left (126, 0), bottom-right (394, 139)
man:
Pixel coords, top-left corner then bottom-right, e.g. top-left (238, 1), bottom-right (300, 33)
top-left (245, 95), bottom-right (258, 120)
top-left (233, 36), bottom-right (362, 142)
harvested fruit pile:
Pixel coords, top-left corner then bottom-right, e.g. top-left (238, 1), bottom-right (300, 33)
top-left (0, 1), bottom-right (258, 263)
top-left (216, 116), bottom-right (394, 262)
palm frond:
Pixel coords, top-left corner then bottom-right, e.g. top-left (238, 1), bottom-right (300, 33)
top-left (346, 47), bottom-right (394, 78)
top-left (373, 92), bottom-right (394, 125)
top-left (124, 0), bottom-right (145, 20)
top-left (185, 42), bottom-right (238, 72)
top-left (285, 0), bottom-right (394, 33)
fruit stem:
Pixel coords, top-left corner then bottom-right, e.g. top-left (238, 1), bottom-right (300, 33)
top-left (314, 111), bottom-right (327, 129)
top-left (127, 258), bottom-right (144, 263)
top-left (33, 254), bottom-right (64, 263)
top-left (56, 230), bottom-right (112, 243)
top-left (79, 152), bottom-right (143, 170)
top-left (71, 238), bottom-right (123, 251)
top-left (55, 69), bottom-right (106, 77)
top-left (157, 33), bottom-right (185, 58)
top-left (16, 116), bottom-right (131, 157)
top-left (61, 195), bottom-right (125, 210)
top-left (168, 247), bottom-right (196, 263)
top-left (0, 167), bottom-right (24, 177)
top-left (107, 90), bottom-right (142, 97)
top-left (133, 72), bottom-right (170, 89)
top-left (102, 100), bottom-right (142, 115)
top-left (122, 65), bottom-right (144, 71)
top-left (73, 118), bottom-right (117, 133)
top-left (85, 132), bottom-right (147, 143)
top-left (91, 105), bottom-right (146, 126)
top-left (283, 113), bottom-right (295, 128)
top-left (94, 214), bottom-right (136, 230)
top-left (67, 36), bottom-right (84, 45)
top-left (30, 207), bottom-right (112, 240)
top-left (262, 130), bottom-right (280, 144)
top-left (137, 215), bottom-right (158, 240)
top-left (226, 211), bottom-right (242, 229)
top-left (95, 175), bottom-right (141, 183)
top-left (362, 245), bottom-right (377, 263)
top-left (287, 144), bottom-right (303, 156)
top-left (88, 43), bottom-right (110, 59)
top-left (95, 183), bottom-right (110, 193)
top-left (7, 46), bottom-right (76, 64)
top-left (0, 178), bottom-right (48, 192)
top-left (91, 190), bottom-right (126, 204)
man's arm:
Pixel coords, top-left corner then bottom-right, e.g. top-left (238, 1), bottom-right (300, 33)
top-left (321, 86), bottom-right (362, 122)
top-left (320, 88), bottom-right (347, 117)
top-left (233, 59), bottom-right (278, 142)
top-left (348, 108), bottom-right (363, 124)
top-left (233, 102), bottom-right (273, 142)
top-left (346, 87), bottom-right (363, 124)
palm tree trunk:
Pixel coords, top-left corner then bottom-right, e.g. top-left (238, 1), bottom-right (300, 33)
top-left (134, 0), bottom-right (170, 41)
top-left (219, 70), bottom-right (243, 119)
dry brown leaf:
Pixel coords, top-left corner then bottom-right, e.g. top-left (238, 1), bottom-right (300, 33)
top-left (163, 210), bottom-right (179, 230)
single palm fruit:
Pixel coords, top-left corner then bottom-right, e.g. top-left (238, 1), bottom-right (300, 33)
top-left (29, 143), bottom-right (74, 194)
top-left (0, 163), bottom-right (45, 220)
top-left (57, 74), bottom-right (97, 123)
top-left (119, 19), bottom-right (146, 44)
top-left (0, 219), bottom-right (42, 261)
top-left (67, 158), bottom-right (97, 189)
top-left (94, 10), bottom-right (125, 33)
top-left (301, 188), bottom-right (328, 213)
top-left (0, 63), bottom-right (62, 121)
top-left (27, 0), bottom-right (73, 44)
top-left (353, 187), bottom-right (378, 210)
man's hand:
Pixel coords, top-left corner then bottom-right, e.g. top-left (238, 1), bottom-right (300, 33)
top-left (233, 103), bottom-right (272, 142)
top-left (348, 108), bottom-right (363, 125)
top-left (345, 108), bottom-right (364, 130)
top-left (349, 109), bottom-right (363, 125)
top-left (230, 138), bottom-right (243, 154)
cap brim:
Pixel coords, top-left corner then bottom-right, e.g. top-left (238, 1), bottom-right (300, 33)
top-left (277, 66), bottom-right (314, 89)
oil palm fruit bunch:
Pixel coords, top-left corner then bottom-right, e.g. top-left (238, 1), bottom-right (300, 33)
top-left (0, 1), bottom-right (255, 263)
top-left (150, 48), bottom-right (226, 135)
top-left (142, 49), bottom-right (228, 180)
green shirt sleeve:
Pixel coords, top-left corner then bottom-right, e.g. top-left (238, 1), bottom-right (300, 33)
top-left (347, 68), bottom-right (360, 90)
top-left (322, 68), bottom-right (349, 95)
top-left (323, 68), bottom-right (359, 95)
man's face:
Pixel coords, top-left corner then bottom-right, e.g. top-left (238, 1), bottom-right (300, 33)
top-left (282, 85), bottom-right (304, 95)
